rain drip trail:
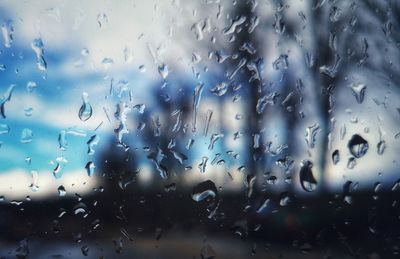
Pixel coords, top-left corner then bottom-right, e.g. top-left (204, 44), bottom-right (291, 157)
top-left (192, 83), bottom-right (204, 133)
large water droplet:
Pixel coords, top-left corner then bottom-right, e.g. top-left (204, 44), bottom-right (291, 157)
top-left (78, 92), bottom-right (93, 121)
top-left (191, 180), bottom-right (217, 202)
top-left (299, 160), bottom-right (317, 192)
top-left (31, 38), bottom-right (47, 71)
top-left (348, 134), bottom-right (368, 158)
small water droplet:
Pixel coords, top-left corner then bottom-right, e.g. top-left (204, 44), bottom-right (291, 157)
top-left (26, 81), bottom-right (37, 92)
top-left (158, 64), bottom-right (169, 79)
top-left (20, 128), bottom-right (33, 143)
top-left (377, 140), bottom-right (386, 155)
top-left (299, 160), bottom-right (317, 192)
top-left (332, 149), bottom-right (340, 164)
top-left (74, 202), bottom-right (88, 216)
top-left (272, 54), bottom-right (288, 70)
top-left (349, 83), bottom-right (366, 104)
top-left (210, 82), bottom-right (228, 96)
top-left (97, 13), bottom-right (108, 28)
top-left (87, 135), bottom-right (100, 155)
top-left (29, 170), bottom-right (39, 192)
top-left (0, 124), bottom-right (9, 134)
top-left (191, 180), bottom-right (217, 202)
top-left (208, 133), bottom-right (224, 150)
top-left (85, 161), bottom-right (95, 177)
top-left (198, 156), bottom-right (208, 173)
top-left (58, 185), bottom-right (66, 196)
top-left (1, 20), bottom-right (14, 48)
top-left (347, 157), bottom-right (356, 169)
top-left (78, 92), bottom-right (93, 121)
top-left (305, 123), bottom-right (320, 149)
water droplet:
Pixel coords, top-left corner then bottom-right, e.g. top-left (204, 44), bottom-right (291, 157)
top-left (192, 83), bottom-right (204, 132)
top-left (97, 13), bottom-right (108, 28)
top-left (171, 150), bottom-right (187, 165)
top-left (256, 196), bottom-right (270, 213)
top-left (78, 92), bottom-right (93, 121)
top-left (74, 202), bottom-right (88, 216)
top-left (191, 180), bottom-right (217, 202)
top-left (26, 81), bottom-right (37, 92)
top-left (198, 156), bottom-right (208, 173)
top-left (279, 192), bottom-right (294, 206)
top-left (272, 54), bottom-right (288, 70)
top-left (158, 64), bottom-right (169, 79)
top-left (208, 133), bottom-right (224, 150)
top-left (348, 134), bottom-right (368, 158)
top-left (87, 135), bottom-right (100, 155)
top-left (1, 20), bottom-right (14, 48)
top-left (0, 124), bottom-right (9, 134)
top-left (349, 83), bottom-right (366, 104)
top-left (305, 123), bottom-right (320, 149)
top-left (58, 185), bottom-right (66, 196)
top-left (203, 110), bottom-right (213, 137)
top-left (133, 104), bottom-right (145, 114)
top-left (210, 82), bottom-right (228, 96)
top-left (85, 161), bottom-right (95, 177)
top-left (299, 160), bottom-right (317, 192)
top-left (332, 149), bottom-right (340, 164)
top-left (31, 38), bottom-right (47, 71)
top-left (1, 84), bottom-right (15, 118)
top-left (347, 157), bottom-right (356, 169)
top-left (24, 107), bottom-right (33, 117)
top-left (58, 130), bottom-right (68, 150)
top-left (20, 128), bottom-right (33, 143)
top-left (377, 140), bottom-right (386, 155)
top-left (391, 179), bottom-right (400, 192)
top-left (81, 245), bottom-right (89, 256)
top-left (223, 15), bottom-right (246, 35)
top-left (101, 57), bottom-right (114, 69)
top-left (29, 170), bottom-right (39, 192)
top-left (266, 175), bottom-right (277, 185)
top-left (53, 163), bottom-right (63, 179)
top-left (256, 92), bottom-right (277, 114)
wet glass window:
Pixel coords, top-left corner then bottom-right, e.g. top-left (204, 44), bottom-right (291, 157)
top-left (1, 0), bottom-right (400, 258)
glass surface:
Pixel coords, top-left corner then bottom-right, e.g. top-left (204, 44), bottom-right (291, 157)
top-left (0, 0), bottom-right (399, 258)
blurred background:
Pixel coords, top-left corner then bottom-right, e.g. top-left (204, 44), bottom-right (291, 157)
top-left (0, 0), bottom-right (399, 258)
